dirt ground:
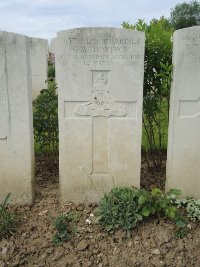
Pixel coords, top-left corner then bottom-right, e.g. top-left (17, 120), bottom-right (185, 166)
top-left (0, 157), bottom-right (200, 267)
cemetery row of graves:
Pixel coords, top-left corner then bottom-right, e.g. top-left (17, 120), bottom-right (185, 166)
top-left (0, 26), bottom-right (200, 203)
top-left (0, 21), bottom-right (200, 266)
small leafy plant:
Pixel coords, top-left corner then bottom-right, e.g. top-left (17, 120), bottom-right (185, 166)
top-left (97, 187), bottom-right (189, 238)
top-left (96, 187), bottom-right (143, 237)
top-left (0, 193), bottom-right (16, 238)
top-left (138, 188), bottom-right (182, 219)
top-left (51, 211), bottom-right (79, 245)
top-left (176, 198), bottom-right (200, 222)
top-left (137, 188), bottom-right (188, 238)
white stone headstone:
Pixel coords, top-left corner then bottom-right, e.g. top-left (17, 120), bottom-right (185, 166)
top-left (0, 31), bottom-right (34, 204)
top-left (56, 27), bottom-right (145, 202)
top-left (30, 37), bottom-right (48, 99)
top-left (166, 26), bottom-right (200, 198)
top-left (49, 37), bottom-right (56, 54)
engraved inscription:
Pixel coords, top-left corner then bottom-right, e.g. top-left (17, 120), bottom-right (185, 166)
top-left (65, 36), bottom-right (142, 65)
top-left (66, 37), bottom-right (141, 45)
top-left (71, 54), bottom-right (142, 66)
top-left (75, 71), bottom-right (126, 117)
top-left (182, 30), bottom-right (200, 62)
top-left (179, 97), bottom-right (200, 119)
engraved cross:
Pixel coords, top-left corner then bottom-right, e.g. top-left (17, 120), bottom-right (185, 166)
top-left (64, 70), bottom-right (137, 177)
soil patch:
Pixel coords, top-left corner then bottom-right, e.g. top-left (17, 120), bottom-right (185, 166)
top-left (0, 157), bottom-right (200, 267)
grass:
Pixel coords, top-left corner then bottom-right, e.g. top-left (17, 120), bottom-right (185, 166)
top-left (0, 193), bottom-right (16, 238)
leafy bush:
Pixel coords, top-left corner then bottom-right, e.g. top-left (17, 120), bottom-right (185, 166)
top-left (170, 0), bottom-right (200, 30)
top-left (138, 188), bottom-right (182, 219)
top-left (96, 188), bottom-right (143, 235)
top-left (48, 64), bottom-right (55, 78)
top-left (0, 193), bottom-right (16, 238)
top-left (97, 187), bottom-right (189, 238)
top-left (176, 198), bottom-right (200, 222)
top-left (122, 18), bottom-right (173, 170)
top-left (33, 80), bottom-right (58, 162)
top-left (51, 212), bottom-right (79, 245)
top-left (138, 188), bottom-right (188, 237)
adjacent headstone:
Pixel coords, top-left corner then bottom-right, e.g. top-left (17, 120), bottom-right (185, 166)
top-left (49, 37), bottom-right (56, 54)
top-left (30, 37), bottom-right (48, 99)
top-left (0, 31), bottom-right (34, 204)
top-left (166, 26), bottom-right (200, 198)
top-left (56, 27), bottom-right (145, 202)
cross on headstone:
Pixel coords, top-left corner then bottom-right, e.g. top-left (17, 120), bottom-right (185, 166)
top-left (64, 70), bottom-right (137, 177)
top-left (179, 97), bottom-right (200, 121)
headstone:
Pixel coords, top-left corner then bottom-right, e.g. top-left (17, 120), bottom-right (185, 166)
top-left (30, 37), bottom-right (48, 99)
top-left (49, 37), bottom-right (56, 54)
top-left (0, 31), bottom-right (34, 204)
top-left (166, 26), bottom-right (200, 198)
top-left (56, 27), bottom-right (145, 202)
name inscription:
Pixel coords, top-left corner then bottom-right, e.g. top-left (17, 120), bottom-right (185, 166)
top-left (65, 36), bottom-right (142, 65)
top-left (182, 30), bottom-right (200, 63)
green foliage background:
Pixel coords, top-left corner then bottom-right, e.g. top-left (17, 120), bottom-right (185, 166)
top-left (123, 18), bottom-right (173, 169)
top-left (33, 80), bottom-right (58, 162)
top-left (170, 0), bottom-right (200, 30)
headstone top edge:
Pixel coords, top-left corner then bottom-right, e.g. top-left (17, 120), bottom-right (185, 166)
top-left (57, 27), bottom-right (145, 37)
top-left (0, 31), bottom-right (29, 39)
top-left (173, 25), bottom-right (200, 36)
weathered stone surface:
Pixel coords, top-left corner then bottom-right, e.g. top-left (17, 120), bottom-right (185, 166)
top-left (30, 37), bottom-right (48, 99)
top-left (56, 27), bottom-right (145, 202)
top-left (49, 37), bottom-right (56, 54)
top-left (0, 31), bottom-right (34, 204)
top-left (166, 26), bottom-right (200, 198)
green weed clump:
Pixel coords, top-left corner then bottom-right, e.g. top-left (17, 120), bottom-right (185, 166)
top-left (96, 187), bottom-right (189, 238)
top-left (96, 188), bottom-right (143, 236)
top-left (51, 212), bottom-right (79, 245)
top-left (0, 193), bottom-right (16, 238)
top-left (176, 198), bottom-right (200, 222)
